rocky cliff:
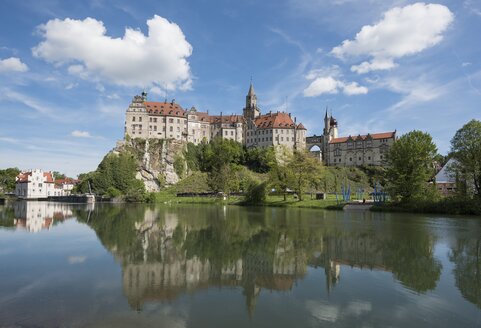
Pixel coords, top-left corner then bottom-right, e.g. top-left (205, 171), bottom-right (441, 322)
top-left (114, 138), bottom-right (187, 192)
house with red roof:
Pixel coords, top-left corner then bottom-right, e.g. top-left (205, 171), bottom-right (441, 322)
top-left (15, 169), bottom-right (70, 199)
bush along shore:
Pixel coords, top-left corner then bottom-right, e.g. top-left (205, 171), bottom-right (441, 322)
top-left (371, 198), bottom-right (481, 216)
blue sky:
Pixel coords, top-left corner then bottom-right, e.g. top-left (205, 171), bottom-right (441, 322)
top-left (0, 0), bottom-right (480, 177)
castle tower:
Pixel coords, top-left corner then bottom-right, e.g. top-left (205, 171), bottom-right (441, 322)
top-left (323, 108), bottom-right (330, 136)
top-left (243, 82), bottom-right (260, 120)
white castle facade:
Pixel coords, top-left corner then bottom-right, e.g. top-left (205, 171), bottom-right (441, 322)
top-left (124, 83), bottom-right (307, 150)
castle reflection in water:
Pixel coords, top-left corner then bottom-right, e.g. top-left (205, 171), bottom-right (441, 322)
top-left (1, 202), bottom-right (479, 314)
top-left (73, 204), bottom-right (476, 314)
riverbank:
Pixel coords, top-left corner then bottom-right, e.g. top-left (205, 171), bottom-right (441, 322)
top-left (153, 191), bottom-right (344, 210)
top-left (371, 198), bottom-right (481, 216)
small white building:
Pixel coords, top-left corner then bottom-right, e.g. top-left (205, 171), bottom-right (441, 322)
top-left (15, 169), bottom-right (56, 199)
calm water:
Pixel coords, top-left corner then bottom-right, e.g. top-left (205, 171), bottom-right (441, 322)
top-left (0, 202), bottom-right (480, 327)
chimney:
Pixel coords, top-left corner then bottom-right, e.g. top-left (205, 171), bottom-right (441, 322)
top-left (171, 99), bottom-right (175, 105)
top-left (289, 113), bottom-right (291, 117)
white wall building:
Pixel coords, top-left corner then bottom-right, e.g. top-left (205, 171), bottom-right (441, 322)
top-left (15, 169), bottom-right (56, 199)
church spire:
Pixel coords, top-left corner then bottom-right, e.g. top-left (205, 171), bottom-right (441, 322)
top-left (248, 81), bottom-right (255, 97)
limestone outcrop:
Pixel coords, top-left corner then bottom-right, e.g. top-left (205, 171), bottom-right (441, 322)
top-left (114, 138), bottom-right (187, 192)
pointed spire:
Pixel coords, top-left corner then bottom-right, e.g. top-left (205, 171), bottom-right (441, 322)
top-left (248, 80), bottom-right (255, 96)
top-left (325, 106), bottom-right (328, 119)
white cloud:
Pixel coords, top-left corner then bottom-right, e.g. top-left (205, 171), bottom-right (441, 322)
top-left (303, 70), bottom-right (368, 96)
top-left (304, 76), bottom-right (339, 96)
top-left (332, 3), bottom-right (454, 73)
top-left (33, 15), bottom-right (193, 92)
top-left (0, 57), bottom-right (28, 73)
top-left (71, 130), bottom-right (91, 138)
top-left (342, 81), bottom-right (368, 95)
top-left (65, 82), bottom-right (78, 90)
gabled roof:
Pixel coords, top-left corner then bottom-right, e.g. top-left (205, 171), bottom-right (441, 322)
top-left (254, 112), bottom-right (297, 129)
top-left (435, 158), bottom-right (456, 183)
top-left (144, 101), bottom-right (186, 117)
top-left (16, 171), bottom-right (54, 183)
top-left (329, 131), bottom-right (396, 144)
top-left (210, 115), bottom-right (245, 124)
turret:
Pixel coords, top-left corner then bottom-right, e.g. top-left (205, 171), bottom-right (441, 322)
top-left (243, 82), bottom-right (260, 120)
top-left (323, 108), bottom-right (330, 136)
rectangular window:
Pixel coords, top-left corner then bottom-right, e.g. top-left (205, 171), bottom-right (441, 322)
top-left (154, 126), bottom-right (157, 131)
top-left (231, 131), bottom-right (234, 136)
top-left (139, 117), bottom-right (142, 122)
top-left (149, 117), bottom-right (152, 122)
top-left (169, 118), bottom-right (174, 123)
top-left (170, 126), bottom-right (173, 132)
top-left (177, 119), bottom-right (180, 123)
top-left (154, 118), bottom-right (157, 123)
top-left (132, 117), bottom-right (136, 122)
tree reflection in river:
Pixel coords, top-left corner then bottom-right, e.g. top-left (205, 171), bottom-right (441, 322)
top-left (73, 204), bottom-right (451, 314)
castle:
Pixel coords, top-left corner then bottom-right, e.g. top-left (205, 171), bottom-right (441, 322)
top-left (124, 83), bottom-right (395, 167)
top-left (124, 83), bottom-right (306, 150)
top-left (306, 111), bottom-right (396, 166)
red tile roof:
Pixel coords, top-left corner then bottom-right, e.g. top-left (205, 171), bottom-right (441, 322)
top-left (55, 178), bottom-right (79, 185)
top-left (329, 131), bottom-right (396, 144)
top-left (254, 112), bottom-right (297, 130)
top-left (16, 171), bottom-right (54, 183)
top-left (43, 172), bottom-right (54, 183)
top-left (210, 115), bottom-right (245, 124)
top-left (144, 101), bottom-right (186, 117)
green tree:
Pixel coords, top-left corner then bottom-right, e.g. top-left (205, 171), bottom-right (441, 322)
top-left (52, 171), bottom-right (66, 180)
top-left (385, 130), bottom-right (438, 202)
top-left (269, 163), bottom-right (291, 201)
top-left (450, 119), bottom-right (481, 197)
top-left (0, 167), bottom-right (20, 193)
top-left (287, 151), bottom-right (323, 201)
top-left (208, 164), bottom-right (237, 195)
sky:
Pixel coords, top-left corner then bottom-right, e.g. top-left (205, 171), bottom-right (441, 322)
top-left (0, 0), bottom-right (480, 177)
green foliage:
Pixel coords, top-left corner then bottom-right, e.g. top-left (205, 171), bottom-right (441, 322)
top-left (372, 197), bottom-right (481, 215)
top-left (208, 164), bottom-right (238, 194)
top-left (172, 171), bottom-right (210, 193)
top-left (52, 171), bottom-right (66, 180)
top-left (245, 147), bottom-right (276, 173)
top-left (184, 142), bottom-right (200, 171)
top-left (106, 187), bottom-right (122, 198)
top-left (385, 130), bottom-right (438, 202)
top-left (77, 152), bottom-right (146, 200)
top-left (244, 180), bottom-right (268, 204)
top-left (0, 167), bottom-right (20, 193)
top-left (287, 151), bottom-right (324, 201)
top-left (173, 154), bottom-right (185, 178)
top-left (450, 119), bottom-right (481, 197)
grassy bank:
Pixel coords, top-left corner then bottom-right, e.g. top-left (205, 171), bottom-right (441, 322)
top-left (152, 190), bottom-right (344, 210)
top-left (371, 198), bottom-right (481, 216)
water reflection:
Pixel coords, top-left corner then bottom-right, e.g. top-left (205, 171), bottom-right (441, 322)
top-left (1, 202), bottom-right (481, 326)
top-left (0, 201), bottom-right (87, 232)
top-left (72, 204), bottom-right (480, 314)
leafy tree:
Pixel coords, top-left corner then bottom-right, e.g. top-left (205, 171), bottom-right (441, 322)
top-left (244, 180), bottom-right (268, 204)
top-left (450, 119), bottom-right (481, 197)
top-left (269, 161), bottom-right (292, 201)
top-left (52, 171), bottom-right (66, 180)
top-left (385, 130), bottom-right (438, 202)
top-left (287, 151), bottom-right (324, 201)
top-left (245, 147), bottom-right (276, 173)
top-left (208, 164), bottom-right (237, 195)
top-left (0, 167), bottom-right (20, 193)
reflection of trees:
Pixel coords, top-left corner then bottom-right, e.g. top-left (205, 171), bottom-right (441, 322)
top-left (450, 238), bottom-right (481, 308)
top-left (78, 205), bottom-right (446, 312)
top-left (382, 223), bottom-right (442, 293)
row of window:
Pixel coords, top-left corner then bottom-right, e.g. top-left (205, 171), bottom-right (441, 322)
top-left (247, 136), bottom-right (296, 143)
top-left (331, 155), bottom-right (383, 163)
top-left (246, 129), bottom-right (294, 136)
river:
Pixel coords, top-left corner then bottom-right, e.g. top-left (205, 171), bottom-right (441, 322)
top-left (0, 201), bottom-right (480, 327)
